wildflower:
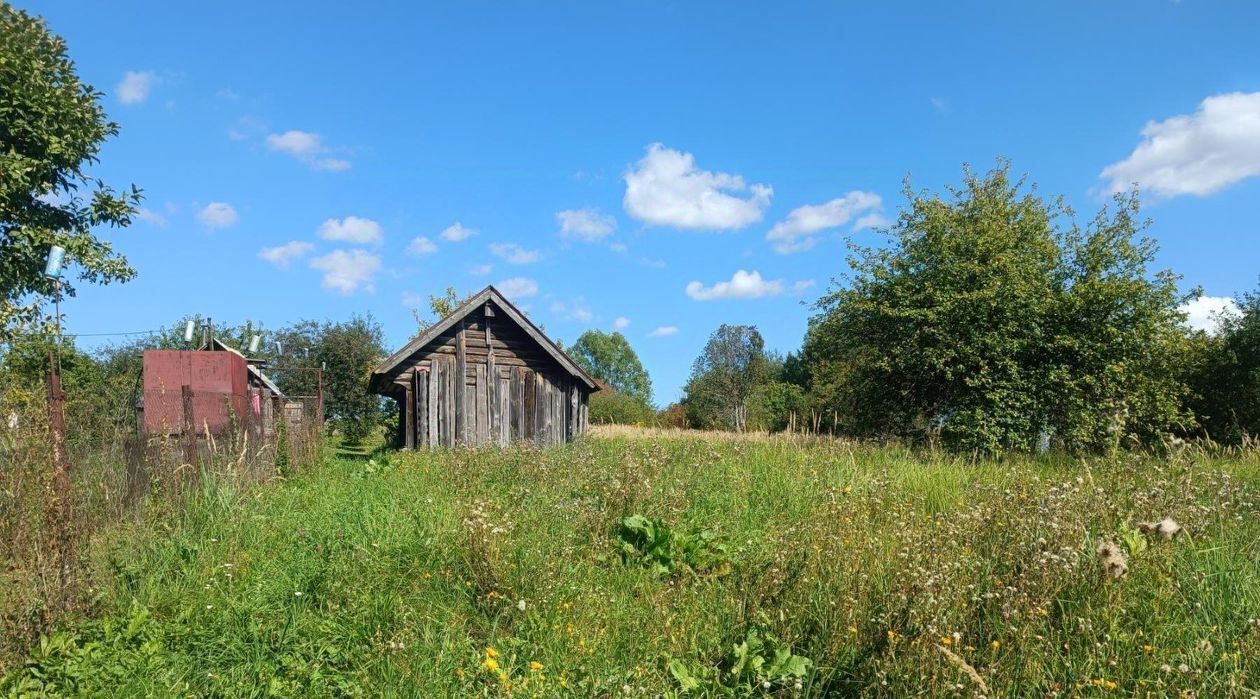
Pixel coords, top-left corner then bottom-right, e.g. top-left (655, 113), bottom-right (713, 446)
top-left (1095, 541), bottom-right (1128, 580)
top-left (990, 640), bottom-right (1001, 650)
top-left (529, 661), bottom-right (543, 672)
top-left (485, 647), bottom-right (499, 659)
top-left (294, 591), bottom-right (303, 597)
top-left (482, 657), bottom-right (500, 672)
top-left (517, 599), bottom-right (527, 612)
top-left (1137, 517), bottom-right (1183, 540)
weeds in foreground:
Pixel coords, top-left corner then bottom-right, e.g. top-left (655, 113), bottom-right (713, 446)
top-left (2, 435), bottom-right (1258, 697)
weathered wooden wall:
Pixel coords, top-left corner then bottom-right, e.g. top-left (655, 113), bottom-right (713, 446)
top-left (390, 302), bottom-right (590, 447)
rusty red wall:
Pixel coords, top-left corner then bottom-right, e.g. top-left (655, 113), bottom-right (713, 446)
top-left (142, 350), bottom-right (249, 435)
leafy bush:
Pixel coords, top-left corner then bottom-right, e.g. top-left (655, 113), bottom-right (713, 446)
top-left (590, 392), bottom-right (656, 426)
top-left (616, 514), bottom-right (730, 577)
top-left (805, 163), bottom-right (1192, 453)
top-left (660, 403), bottom-right (688, 429)
top-left (748, 380), bottom-right (808, 432)
top-left (669, 627), bottom-right (812, 695)
top-left (1187, 282), bottom-right (1260, 443)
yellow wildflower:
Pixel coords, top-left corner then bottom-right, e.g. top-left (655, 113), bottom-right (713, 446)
top-left (940, 636), bottom-right (952, 646)
top-left (990, 640), bottom-right (1001, 650)
top-left (482, 657), bottom-right (500, 672)
top-left (530, 661), bottom-right (544, 672)
top-left (485, 646), bottom-right (499, 659)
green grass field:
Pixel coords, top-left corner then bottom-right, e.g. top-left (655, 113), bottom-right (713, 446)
top-left (3, 431), bottom-right (1258, 697)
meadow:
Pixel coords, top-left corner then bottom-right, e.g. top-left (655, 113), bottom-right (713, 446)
top-left (2, 429), bottom-right (1258, 697)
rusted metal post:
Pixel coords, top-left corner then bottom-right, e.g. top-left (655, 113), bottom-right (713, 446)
top-left (181, 384), bottom-right (196, 465)
top-left (316, 367), bottom-right (324, 425)
top-left (46, 359), bottom-right (72, 581)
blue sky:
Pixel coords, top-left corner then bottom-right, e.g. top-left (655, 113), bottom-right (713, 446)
top-left (26, 1), bottom-right (1260, 403)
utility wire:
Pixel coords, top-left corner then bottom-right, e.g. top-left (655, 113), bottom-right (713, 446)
top-left (9, 329), bottom-right (163, 339)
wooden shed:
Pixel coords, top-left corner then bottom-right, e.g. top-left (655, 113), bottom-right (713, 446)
top-left (370, 285), bottom-right (599, 448)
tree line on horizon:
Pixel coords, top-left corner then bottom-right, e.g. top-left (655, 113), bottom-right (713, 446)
top-left (577, 165), bottom-right (1260, 454)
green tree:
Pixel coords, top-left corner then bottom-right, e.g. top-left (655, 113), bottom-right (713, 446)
top-left (310, 315), bottom-right (386, 443)
top-left (411, 286), bottom-right (471, 336)
top-left (569, 330), bottom-right (653, 405)
top-left (805, 162), bottom-right (1191, 453)
top-left (684, 325), bottom-right (767, 432)
top-left (1, 4), bottom-right (141, 336)
top-left (748, 380), bottom-right (807, 432)
top-left (589, 392), bottom-right (656, 426)
top-left (1188, 282), bottom-right (1260, 443)
top-left (267, 319), bottom-right (324, 398)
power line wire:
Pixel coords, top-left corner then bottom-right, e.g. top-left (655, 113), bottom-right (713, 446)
top-left (12, 329), bottom-right (163, 339)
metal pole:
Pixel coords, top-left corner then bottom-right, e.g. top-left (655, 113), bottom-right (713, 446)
top-left (316, 366), bottom-right (324, 424)
top-left (53, 279), bottom-right (62, 373)
top-left (46, 348), bottom-right (72, 584)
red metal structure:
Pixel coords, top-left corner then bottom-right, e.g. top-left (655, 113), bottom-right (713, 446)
top-left (141, 349), bottom-right (249, 435)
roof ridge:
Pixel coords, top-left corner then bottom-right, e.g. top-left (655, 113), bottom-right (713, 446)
top-left (371, 285), bottom-right (597, 391)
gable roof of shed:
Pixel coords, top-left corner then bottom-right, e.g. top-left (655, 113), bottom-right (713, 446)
top-left (371, 285), bottom-right (598, 393)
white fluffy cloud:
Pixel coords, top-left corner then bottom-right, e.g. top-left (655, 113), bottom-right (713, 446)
top-left (766, 191), bottom-right (884, 254)
top-left (318, 216), bottom-right (383, 245)
top-left (469, 263), bottom-right (493, 275)
top-left (440, 222), bottom-right (477, 242)
top-left (685, 270), bottom-right (784, 301)
top-left (117, 71), bottom-right (157, 105)
top-left (624, 143), bottom-right (772, 230)
top-left (134, 208), bottom-right (168, 227)
top-left (489, 242), bottom-right (542, 265)
top-left (613, 316), bottom-right (631, 331)
top-left (557, 207), bottom-right (616, 241)
top-left (406, 236), bottom-right (437, 255)
top-left (266, 130), bottom-right (319, 156)
top-left (648, 325), bottom-right (678, 337)
top-left (197, 202), bottom-right (238, 229)
top-left (1179, 295), bottom-right (1240, 334)
top-left (497, 277), bottom-right (539, 298)
top-left (309, 249), bottom-right (381, 294)
top-left (258, 241), bottom-right (314, 268)
top-left (551, 299), bottom-right (593, 323)
top-left (265, 130), bottom-right (351, 172)
top-left (1100, 92), bottom-right (1260, 198)
top-left (792, 279), bottom-right (816, 295)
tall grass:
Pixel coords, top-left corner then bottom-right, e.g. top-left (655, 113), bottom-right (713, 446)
top-left (0, 381), bottom-right (317, 673)
top-left (2, 432), bottom-right (1258, 697)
